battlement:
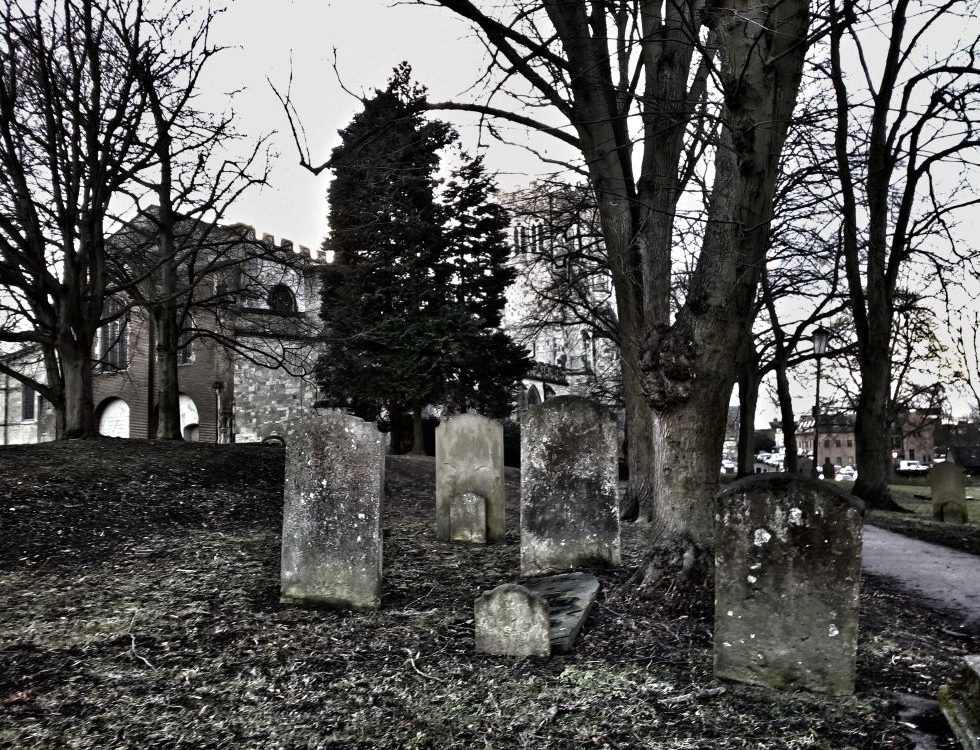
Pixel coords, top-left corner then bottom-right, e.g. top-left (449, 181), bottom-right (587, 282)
top-left (226, 223), bottom-right (316, 261)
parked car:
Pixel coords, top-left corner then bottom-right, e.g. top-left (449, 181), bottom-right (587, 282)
top-left (721, 459), bottom-right (737, 474)
top-left (895, 460), bottom-right (929, 477)
top-left (837, 466), bottom-right (857, 482)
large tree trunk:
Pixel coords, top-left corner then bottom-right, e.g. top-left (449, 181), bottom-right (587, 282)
top-left (59, 337), bottom-right (96, 438)
top-left (774, 359), bottom-right (800, 473)
top-left (151, 301), bottom-right (182, 439)
top-left (410, 400), bottom-right (425, 455)
top-left (619, 336), bottom-right (656, 522)
top-left (852, 352), bottom-right (903, 510)
top-left (640, 0), bottom-right (811, 582)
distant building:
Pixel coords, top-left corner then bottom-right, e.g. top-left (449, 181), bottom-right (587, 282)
top-left (503, 187), bottom-right (621, 411)
top-left (0, 218), bottom-right (325, 445)
top-left (797, 413), bottom-right (857, 468)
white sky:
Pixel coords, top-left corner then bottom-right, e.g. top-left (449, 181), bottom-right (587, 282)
top-left (205, 0), bottom-right (572, 250)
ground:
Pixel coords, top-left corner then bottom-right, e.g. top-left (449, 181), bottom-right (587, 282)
top-left (0, 441), bottom-right (977, 749)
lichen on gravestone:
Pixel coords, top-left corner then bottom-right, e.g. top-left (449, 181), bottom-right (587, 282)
top-left (474, 583), bottom-right (551, 657)
top-left (714, 475), bottom-right (864, 695)
top-left (520, 396), bottom-right (620, 576)
top-left (279, 415), bottom-right (385, 611)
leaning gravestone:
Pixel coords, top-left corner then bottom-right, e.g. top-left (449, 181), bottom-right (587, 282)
top-left (715, 475), bottom-right (864, 695)
top-left (280, 414), bottom-right (385, 611)
top-left (932, 462), bottom-right (969, 525)
top-left (520, 396), bottom-right (620, 576)
top-left (436, 413), bottom-right (505, 544)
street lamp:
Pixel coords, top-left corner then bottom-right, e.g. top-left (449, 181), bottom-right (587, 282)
top-left (811, 326), bottom-right (830, 478)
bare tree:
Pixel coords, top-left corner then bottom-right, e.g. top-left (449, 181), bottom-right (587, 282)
top-left (827, 0), bottom-right (980, 509)
top-left (0, 0), bottom-right (149, 437)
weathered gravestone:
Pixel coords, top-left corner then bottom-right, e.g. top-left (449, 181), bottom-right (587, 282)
top-left (436, 413), bottom-right (505, 544)
top-left (475, 573), bottom-right (601, 657)
top-left (933, 462), bottom-right (969, 525)
top-left (939, 654), bottom-right (980, 750)
top-left (715, 475), bottom-right (864, 695)
top-left (280, 414), bottom-right (385, 611)
top-left (520, 396), bottom-right (620, 576)
top-left (475, 583), bottom-right (551, 657)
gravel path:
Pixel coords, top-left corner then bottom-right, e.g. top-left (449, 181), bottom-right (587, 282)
top-left (864, 524), bottom-right (980, 630)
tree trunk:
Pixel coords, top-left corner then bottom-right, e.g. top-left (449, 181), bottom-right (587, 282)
top-left (619, 344), bottom-right (656, 522)
top-left (774, 359), bottom-right (800, 473)
top-left (736, 337), bottom-right (759, 477)
top-left (152, 301), bottom-right (182, 439)
top-left (410, 400), bottom-right (425, 455)
top-left (852, 353), bottom-right (903, 510)
top-left (59, 337), bottom-right (96, 438)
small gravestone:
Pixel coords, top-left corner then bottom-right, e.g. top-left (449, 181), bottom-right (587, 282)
top-left (715, 475), bottom-right (864, 695)
top-left (520, 396), bottom-right (620, 576)
top-left (436, 413), bottom-right (505, 544)
top-left (939, 654), bottom-right (980, 750)
top-left (280, 415), bottom-right (385, 611)
top-left (933, 462), bottom-right (968, 524)
top-left (475, 584), bottom-right (550, 657)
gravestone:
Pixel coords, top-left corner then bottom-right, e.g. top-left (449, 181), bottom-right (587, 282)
top-left (280, 414), bottom-right (385, 611)
top-left (932, 462), bottom-right (968, 525)
top-left (939, 654), bottom-right (980, 750)
top-left (520, 396), bottom-right (620, 576)
top-left (523, 572), bottom-right (601, 653)
top-left (436, 413), bottom-right (505, 544)
top-left (475, 584), bottom-right (551, 657)
top-left (715, 475), bottom-right (864, 695)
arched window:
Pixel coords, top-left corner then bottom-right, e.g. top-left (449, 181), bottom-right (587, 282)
top-left (97, 398), bottom-right (130, 438)
top-left (527, 385), bottom-right (542, 405)
top-left (267, 284), bottom-right (296, 313)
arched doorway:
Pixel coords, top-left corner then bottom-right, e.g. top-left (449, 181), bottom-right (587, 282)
top-left (527, 385), bottom-right (542, 406)
top-left (179, 393), bottom-right (199, 442)
top-left (97, 398), bottom-right (130, 438)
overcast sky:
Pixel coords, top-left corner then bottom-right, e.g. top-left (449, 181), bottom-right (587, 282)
top-left (204, 0), bottom-right (570, 251)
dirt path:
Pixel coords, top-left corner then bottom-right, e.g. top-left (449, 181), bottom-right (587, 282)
top-left (864, 524), bottom-right (980, 631)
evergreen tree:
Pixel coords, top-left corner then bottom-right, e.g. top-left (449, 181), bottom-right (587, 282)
top-left (317, 65), bottom-right (529, 452)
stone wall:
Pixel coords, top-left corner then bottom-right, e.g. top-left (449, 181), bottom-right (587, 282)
top-left (232, 339), bottom-right (319, 443)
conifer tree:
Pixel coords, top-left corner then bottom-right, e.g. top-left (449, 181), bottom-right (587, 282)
top-left (317, 65), bottom-right (529, 452)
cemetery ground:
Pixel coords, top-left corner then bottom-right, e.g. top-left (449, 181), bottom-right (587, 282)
top-left (0, 443), bottom-right (977, 749)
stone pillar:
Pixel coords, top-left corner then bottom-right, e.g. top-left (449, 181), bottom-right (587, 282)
top-left (715, 475), bottom-right (864, 695)
top-left (280, 414), bottom-right (385, 611)
top-left (932, 462), bottom-right (968, 524)
top-left (435, 412), bottom-right (505, 543)
top-left (520, 395), bottom-right (620, 576)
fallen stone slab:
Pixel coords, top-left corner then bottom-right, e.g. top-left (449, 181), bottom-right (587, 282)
top-left (523, 572), bottom-right (601, 653)
top-left (939, 655), bottom-right (980, 750)
top-left (474, 573), bottom-right (600, 657)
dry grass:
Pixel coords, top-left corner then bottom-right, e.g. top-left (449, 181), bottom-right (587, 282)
top-left (0, 441), bottom-right (974, 748)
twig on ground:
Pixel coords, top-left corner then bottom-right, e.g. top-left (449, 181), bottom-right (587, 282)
top-left (127, 610), bottom-right (154, 669)
top-left (402, 648), bottom-right (445, 683)
top-left (659, 686), bottom-right (726, 705)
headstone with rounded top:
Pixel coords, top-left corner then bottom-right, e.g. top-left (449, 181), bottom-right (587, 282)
top-left (520, 395), bottom-right (620, 576)
top-left (280, 414), bottom-right (385, 611)
top-left (436, 412), bottom-right (505, 544)
top-left (474, 583), bottom-right (551, 657)
top-left (932, 461), bottom-right (968, 525)
top-left (715, 475), bottom-right (864, 695)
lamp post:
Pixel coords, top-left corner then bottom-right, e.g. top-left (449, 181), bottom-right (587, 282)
top-left (811, 326), bottom-right (830, 478)
top-left (212, 380), bottom-right (224, 443)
